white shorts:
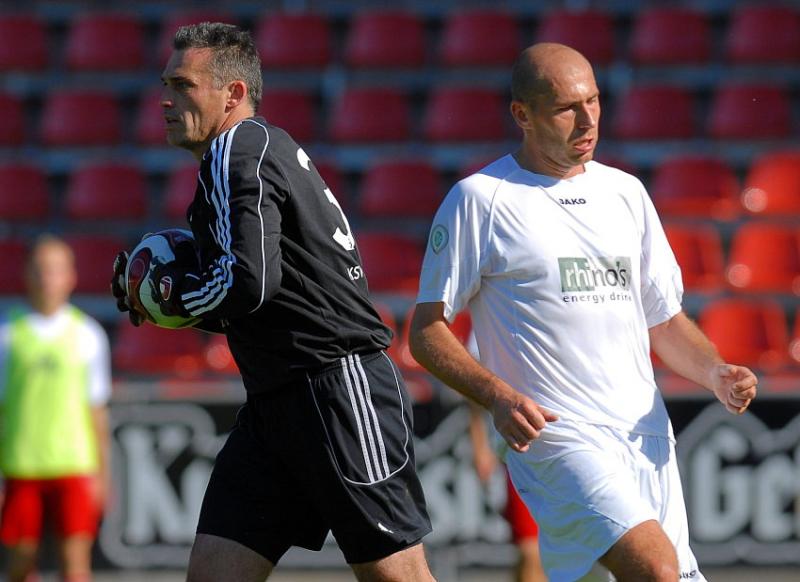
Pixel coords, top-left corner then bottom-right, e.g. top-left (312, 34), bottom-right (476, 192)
top-left (503, 420), bottom-right (706, 582)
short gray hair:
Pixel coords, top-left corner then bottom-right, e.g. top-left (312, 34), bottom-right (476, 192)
top-left (174, 22), bottom-right (262, 110)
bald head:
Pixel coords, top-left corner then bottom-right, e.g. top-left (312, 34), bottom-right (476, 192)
top-left (511, 43), bottom-right (594, 106)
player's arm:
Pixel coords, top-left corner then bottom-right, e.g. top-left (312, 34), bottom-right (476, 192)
top-left (649, 311), bottom-right (758, 414)
top-left (177, 126), bottom-right (283, 320)
top-left (90, 405), bottom-right (111, 509)
top-left (409, 302), bottom-right (557, 453)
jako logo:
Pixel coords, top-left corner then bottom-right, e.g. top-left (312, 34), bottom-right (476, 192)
top-left (559, 198), bottom-right (586, 205)
top-left (558, 256), bottom-right (632, 292)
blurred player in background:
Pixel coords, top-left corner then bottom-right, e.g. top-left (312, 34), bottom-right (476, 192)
top-left (469, 403), bottom-right (546, 582)
top-left (409, 43), bottom-right (758, 582)
top-left (111, 23), bottom-right (434, 582)
top-left (0, 235), bottom-right (111, 582)
top-left (465, 332), bottom-right (546, 582)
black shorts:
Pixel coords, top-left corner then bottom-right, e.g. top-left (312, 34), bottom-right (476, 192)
top-left (196, 351), bottom-right (431, 564)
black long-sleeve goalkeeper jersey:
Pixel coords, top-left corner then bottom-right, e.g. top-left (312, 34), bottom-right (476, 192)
top-left (178, 116), bottom-right (392, 393)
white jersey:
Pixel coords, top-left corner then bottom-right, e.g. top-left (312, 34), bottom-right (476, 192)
top-left (417, 155), bottom-right (683, 438)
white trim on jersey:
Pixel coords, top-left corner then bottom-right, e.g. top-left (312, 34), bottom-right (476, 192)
top-left (243, 119), bottom-right (270, 313)
top-left (183, 121), bottom-right (271, 316)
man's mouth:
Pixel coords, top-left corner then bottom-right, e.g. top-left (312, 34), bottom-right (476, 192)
top-left (573, 137), bottom-right (594, 152)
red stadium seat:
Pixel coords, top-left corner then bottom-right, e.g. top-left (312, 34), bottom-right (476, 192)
top-left (163, 163), bottom-right (198, 221)
top-left (536, 10), bottom-right (615, 65)
top-left (356, 232), bottom-right (423, 293)
top-left (65, 13), bottom-right (144, 71)
top-left (156, 10), bottom-right (236, 65)
top-left (135, 86), bottom-right (166, 146)
top-left (423, 86), bottom-right (506, 142)
top-left (258, 89), bottom-right (315, 143)
top-left (359, 160), bottom-right (442, 219)
top-left (65, 162), bottom-right (147, 221)
top-left (741, 150), bottom-right (800, 216)
top-left (612, 85), bottom-right (695, 139)
top-left (726, 223), bottom-right (800, 294)
top-left (650, 156), bottom-right (740, 220)
top-left (255, 13), bottom-right (331, 69)
top-left (204, 333), bottom-right (239, 375)
top-left (438, 10), bottom-right (520, 67)
top-left (0, 239), bottom-right (27, 294)
top-left (328, 87), bottom-right (411, 142)
top-left (0, 164), bottom-right (50, 221)
top-left (0, 93), bottom-right (25, 146)
top-left (40, 90), bottom-right (121, 146)
top-left (629, 7), bottom-right (711, 64)
top-left (708, 84), bottom-right (791, 140)
top-left (372, 300), bottom-right (401, 361)
top-left (314, 160), bottom-right (347, 210)
top-left (663, 224), bottom-right (725, 293)
top-left (63, 234), bottom-right (128, 294)
top-left (0, 14), bottom-right (47, 71)
top-left (699, 298), bottom-right (790, 371)
top-left (344, 10), bottom-right (425, 68)
top-left (725, 5), bottom-right (800, 64)
top-left (113, 319), bottom-right (207, 378)
top-left (789, 308), bottom-right (800, 367)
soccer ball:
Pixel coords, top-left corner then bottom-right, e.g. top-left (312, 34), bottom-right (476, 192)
top-left (125, 229), bottom-right (201, 329)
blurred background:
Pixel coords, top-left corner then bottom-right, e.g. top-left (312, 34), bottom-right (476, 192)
top-left (0, 0), bottom-right (799, 579)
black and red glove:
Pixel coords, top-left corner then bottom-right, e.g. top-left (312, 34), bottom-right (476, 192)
top-left (110, 251), bottom-right (146, 327)
top-left (148, 239), bottom-right (200, 319)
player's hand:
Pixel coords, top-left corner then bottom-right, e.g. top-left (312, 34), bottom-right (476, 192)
top-left (150, 238), bottom-right (199, 317)
top-left (491, 389), bottom-right (559, 453)
top-left (710, 364), bottom-right (758, 415)
top-left (110, 251), bottom-right (145, 327)
top-left (150, 260), bottom-right (192, 318)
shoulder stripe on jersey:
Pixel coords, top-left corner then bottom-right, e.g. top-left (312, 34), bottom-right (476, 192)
top-left (182, 121), bottom-right (271, 316)
top-left (242, 119), bottom-right (270, 313)
top-left (183, 127), bottom-right (237, 314)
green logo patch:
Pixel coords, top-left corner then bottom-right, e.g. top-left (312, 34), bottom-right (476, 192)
top-left (430, 225), bottom-right (449, 254)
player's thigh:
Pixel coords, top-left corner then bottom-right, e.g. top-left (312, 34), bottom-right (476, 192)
top-left (349, 542), bottom-right (434, 582)
top-left (598, 519), bottom-right (678, 582)
top-left (186, 533), bottom-right (273, 582)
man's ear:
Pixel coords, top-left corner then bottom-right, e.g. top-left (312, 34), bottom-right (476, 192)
top-left (510, 100), bottom-right (534, 131)
top-left (226, 80), bottom-right (248, 110)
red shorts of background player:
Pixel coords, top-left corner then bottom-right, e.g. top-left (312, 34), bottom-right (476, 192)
top-left (505, 472), bottom-right (539, 543)
top-left (0, 475), bottom-right (100, 544)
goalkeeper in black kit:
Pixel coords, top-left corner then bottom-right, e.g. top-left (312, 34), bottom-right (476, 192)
top-left (110, 22), bottom-right (435, 582)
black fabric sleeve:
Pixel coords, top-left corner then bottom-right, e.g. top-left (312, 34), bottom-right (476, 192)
top-left (178, 123), bottom-right (284, 319)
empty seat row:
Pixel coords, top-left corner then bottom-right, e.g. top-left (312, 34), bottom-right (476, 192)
top-left (2, 82), bottom-right (796, 147)
top-left (4, 150), bottom-right (798, 226)
top-left (2, 6), bottom-right (799, 72)
top-left (666, 222), bottom-right (800, 295)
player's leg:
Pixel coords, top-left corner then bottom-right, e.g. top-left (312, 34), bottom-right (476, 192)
top-left (504, 472), bottom-right (545, 582)
top-left (188, 403), bottom-right (326, 582)
top-left (56, 534), bottom-right (93, 582)
top-left (304, 352), bottom-right (434, 580)
top-left (598, 519), bottom-right (678, 581)
top-left (6, 541), bottom-right (39, 582)
top-left (52, 476), bottom-right (103, 582)
top-left (186, 533), bottom-right (272, 582)
top-left (350, 543), bottom-right (434, 582)
top-left (1, 480), bottom-right (45, 582)
top-left (515, 538), bottom-right (546, 582)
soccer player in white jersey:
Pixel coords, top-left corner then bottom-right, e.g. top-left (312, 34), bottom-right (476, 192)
top-left (408, 43), bottom-right (758, 582)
